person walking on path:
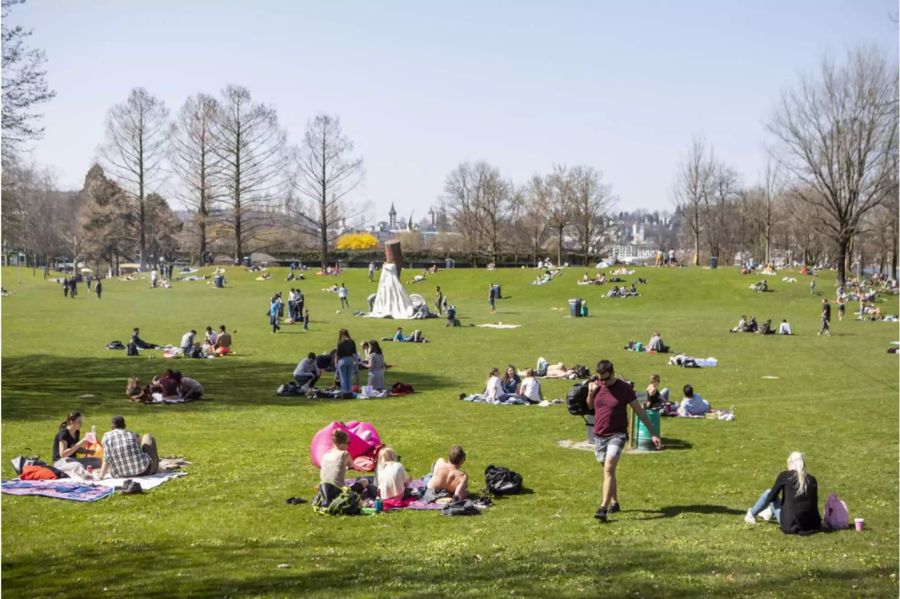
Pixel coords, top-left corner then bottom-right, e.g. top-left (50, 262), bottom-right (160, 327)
top-left (488, 284), bottom-right (496, 313)
top-left (338, 283), bottom-right (350, 310)
top-left (818, 298), bottom-right (831, 336)
top-left (587, 360), bottom-right (662, 523)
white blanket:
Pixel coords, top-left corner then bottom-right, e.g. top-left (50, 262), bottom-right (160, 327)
top-left (94, 470), bottom-right (186, 491)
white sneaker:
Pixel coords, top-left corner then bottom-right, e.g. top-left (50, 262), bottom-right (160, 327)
top-left (744, 509), bottom-right (757, 524)
top-left (759, 506), bottom-right (773, 522)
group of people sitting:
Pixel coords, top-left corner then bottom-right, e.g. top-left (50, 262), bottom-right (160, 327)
top-left (606, 284), bottom-right (639, 298)
top-left (730, 315), bottom-right (792, 335)
top-left (624, 332), bottom-right (669, 353)
top-left (51, 412), bottom-right (161, 481)
top-left (295, 330), bottom-right (387, 394)
top-left (461, 366), bottom-right (545, 405)
top-left (174, 325), bottom-right (233, 357)
top-left (640, 375), bottom-right (712, 417)
top-left (128, 369), bottom-right (205, 403)
top-left (318, 428), bottom-right (470, 509)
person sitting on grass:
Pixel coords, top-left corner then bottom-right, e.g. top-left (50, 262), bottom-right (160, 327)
top-left (202, 326), bottom-right (218, 354)
top-left (318, 429), bottom-right (353, 506)
top-left (730, 315), bottom-right (748, 333)
top-left (500, 366), bottom-right (521, 395)
top-left (392, 327), bottom-right (410, 342)
top-left (484, 368), bottom-right (503, 402)
top-left (213, 325), bottom-right (233, 355)
top-left (425, 445), bottom-right (468, 501)
top-left (517, 368), bottom-right (544, 403)
top-left (179, 376), bottom-right (204, 400)
top-left (777, 319), bottom-right (793, 335)
top-left (376, 447), bottom-right (412, 506)
top-left (744, 451), bottom-right (821, 535)
top-left (647, 331), bottom-right (669, 352)
top-left (131, 327), bottom-right (158, 350)
top-left (293, 352), bottom-right (321, 389)
top-left (179, 329), bottom-right (197, 354)
top-left (677, 384), bottom-right (710, 417)
top-left (52, 411), bottom-right (99, 472)
top-left (151, 369), bottom-right (181, 400)
top-left (757, 319), bottom-right (775, 335)
top-left (643, 374), bottom-right (671, 412)
top-left (99, 415), bottom-right (159, 479)
top-left (745, 316), bottom-right (759, 333)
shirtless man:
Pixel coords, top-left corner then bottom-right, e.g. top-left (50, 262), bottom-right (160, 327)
top-left (426, 445), bottom-right (468, 500)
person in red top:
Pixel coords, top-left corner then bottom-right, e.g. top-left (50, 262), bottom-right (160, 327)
top-left (587, 359), bottom-right (662, 522)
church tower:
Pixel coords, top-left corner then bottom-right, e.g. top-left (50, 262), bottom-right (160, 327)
top-left (389, 203), bottom-right (397, 229)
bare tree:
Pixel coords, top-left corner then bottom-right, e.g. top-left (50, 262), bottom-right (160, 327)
top-left (211, 85), bottom-right (287, 261)
top-left (99, 88), bottom-right (169, 270)
top-left (1, 0), bottom-right (55, 165)
top-left (673, 137), bottom-right (713, 266)
top-left (757, 160), bottom-right (783, 266)
top-left (704, 162), bottom-right (739, 263)
top-left (546, 165), bottom-right (574, 265)
top-left (171, 93), bottom-right (221, 261)
top-left (767, 47), bottom-right (898, 284)
top-left (290, 114), bottom-right (364, 269)
top-left (568, 165), bottom-right (615, 265)
top-left (524, 175), bottom-right (552, 264)
top-left (443, 163), bottom-right (482, 264)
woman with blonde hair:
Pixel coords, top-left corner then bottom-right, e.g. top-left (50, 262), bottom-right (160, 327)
top-left (744, 451), bottom-right (821, 535)
top-left (376, 447), bottom-right (413, 508)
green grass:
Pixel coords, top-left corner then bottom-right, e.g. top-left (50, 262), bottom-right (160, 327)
top-left (2, 264), bottom-right (898, 598)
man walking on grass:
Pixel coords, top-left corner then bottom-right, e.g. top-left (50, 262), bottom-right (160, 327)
top-left (587, 360), bottom-right (662, 522)
top-left (818, 298), bottom-right (831, 336)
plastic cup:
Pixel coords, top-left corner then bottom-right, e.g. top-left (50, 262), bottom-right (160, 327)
top-left (854, 518), bottom-right (864, 532)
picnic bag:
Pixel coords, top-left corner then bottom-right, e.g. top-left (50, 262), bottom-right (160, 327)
top-left (536, 357), bottom-right (549, 377)
top-left (107, 340), bottom-right (126, 350)
top-left (313, 485), bottom-right (361, 516)
top-left (566, 380), bottom-right (592, 416)
top-left (823, 493), bottom-right (850, 530)
top-left (276, 382), bottom-right (305, 396)
top-left (484, 465), bottom-right (523, 495)
top-left (441, 499), bottom-right (481, 516)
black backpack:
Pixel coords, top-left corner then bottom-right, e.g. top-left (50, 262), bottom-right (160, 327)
top-left (107, 340), bottom-right (126, 350)
top-left (126, 342), bottom-right (139, 356)
top-left (484, 465), bottom-right (523, 495)
top-left (566, 380), bottom-right (592, 416)
top-left (572, 364), bottom-right (591, 379)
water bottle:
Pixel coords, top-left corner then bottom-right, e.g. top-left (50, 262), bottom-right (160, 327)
top-left (374, 498), bottom-right (383, 513)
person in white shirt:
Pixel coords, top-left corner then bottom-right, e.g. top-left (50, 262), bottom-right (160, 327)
top-left (517, 368), bottom-right (544, 403)
top-left (778, 319), bottom-right (793, 335)
top-left (337, 283), bottom-right (350, 309)
top-left (376, 447), bottom-right (411, 501)
top-left (677, 384), bottom-right (710, 417)
top-left (484, 368), bottom-right (503, 403)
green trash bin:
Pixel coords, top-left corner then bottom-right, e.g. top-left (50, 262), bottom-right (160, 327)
top-left (635, 410), bottom-right (661, 451)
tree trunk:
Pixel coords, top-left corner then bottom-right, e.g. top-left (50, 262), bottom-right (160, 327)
top-left (319, 135), bottom-right (329, 269)
top-left (693, 231), bottom-right (700, 266)
top-left (557, 224), bottom-right (563, 266)
top-left (836, 236), bottom-right (850, 286)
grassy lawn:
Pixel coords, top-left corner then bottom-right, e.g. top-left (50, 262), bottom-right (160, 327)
top-left (1, 263), bottom-right (898, 598)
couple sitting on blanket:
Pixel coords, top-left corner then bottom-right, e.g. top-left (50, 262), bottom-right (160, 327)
top-left (128, 369), bottom-right (204, 403)
top-left (53, 413), bottom-right (160, 480)
top-left (318, 430), bottom-right (467, 508)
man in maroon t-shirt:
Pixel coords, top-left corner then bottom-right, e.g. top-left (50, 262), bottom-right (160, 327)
top-left (587, 359), bottom-right (662, 522)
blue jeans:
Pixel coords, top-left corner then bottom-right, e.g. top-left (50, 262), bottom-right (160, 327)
top-left (337, 357), bottom-right (355, 394)
top-left (750, 489), bottom-right (782, 522)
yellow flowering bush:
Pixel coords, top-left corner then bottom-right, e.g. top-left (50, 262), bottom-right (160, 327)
top-left (336, 232), bottom-right (379, 250)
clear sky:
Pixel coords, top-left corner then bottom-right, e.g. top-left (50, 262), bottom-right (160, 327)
top-left (9, 0), bottom-right (898, 221)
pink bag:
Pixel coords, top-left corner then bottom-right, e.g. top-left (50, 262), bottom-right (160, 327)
top-left (823, 493), bottom-right (849, 530)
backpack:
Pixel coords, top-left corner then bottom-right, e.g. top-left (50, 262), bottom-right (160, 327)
top-left (188, 344), bottom-right (203, 359)
top-left (536, 357), bottom-right (549, 377)
top-left (823, 493), bottom-right (850, 530)
top-left (566, 380), bottom-right (592, 416)
top-left (107, 340), bottom-right (126, 350)
top-left (313, 485), bottom-right (361, 516)
top-left (10, 455), bottom-right (46, 475)
top-left (126, 342), bottom-right (139, 356)
top-left (276, 382), bottom-right (304, 396)
top-left (572, 365), bottom-right (591, 379)
top-left (484, 465), bottom-right (523, 495)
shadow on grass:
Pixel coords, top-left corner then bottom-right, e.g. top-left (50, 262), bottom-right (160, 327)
top-left (660, 437), bottom-right (693, 450)
top-left (631, 504), bottom-right (746, 520)
top-left (1, 354), bottom-right (456, 422)
top-left (0, 537), bottom-right (888, 597)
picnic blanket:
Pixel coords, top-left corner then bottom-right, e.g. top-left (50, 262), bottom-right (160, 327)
top-left (341, 476), bottom-right (446, 511)
top-left (1, 479), bottom-right (115, 502)
top-left (93, 469), bottom-right (186, 491)
top-left (475, 323), bottom-right (522, 329)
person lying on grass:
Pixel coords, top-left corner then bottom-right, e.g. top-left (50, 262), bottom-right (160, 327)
top-left (425, 445), bottom-right (468, 501)
top-left (677, 384), bottom-right (710, 417)
top-left (744, 451), bottom-right (821, 535)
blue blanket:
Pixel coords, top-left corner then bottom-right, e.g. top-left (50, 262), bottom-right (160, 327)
top-left (1, 479), bottom-right (115, 502)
